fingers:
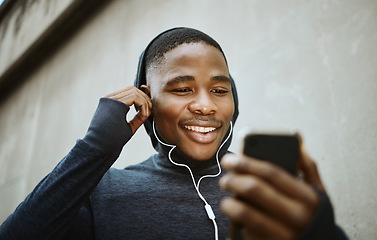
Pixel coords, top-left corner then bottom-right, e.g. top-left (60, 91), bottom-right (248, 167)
top-left (220, 153), bottom-right (321, 239)
top-left (298, 147), bottom-right (326, 192)
top-left (220, 197), bottom-right (295, 240)
top-left (128, 110), bottom-right (149, 134)
top-left (221, 154), bottom-right (318, 205)
top-left (105, 86), bottom-right (152, 134)
top-left (105, 86), bottom-right (152, 112)
top-left (220, 173), bottom-right (312, 229)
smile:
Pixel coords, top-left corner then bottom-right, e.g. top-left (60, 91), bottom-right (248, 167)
top-left (184, 125), bottom-right (216, 133)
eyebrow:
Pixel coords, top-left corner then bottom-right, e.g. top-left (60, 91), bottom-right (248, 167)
top-left (164, 75), bottom-right (195, 87)
top-left (164, 75), bottom-right (231, 87)
top-left (210, 75), bottom-right (231, 83)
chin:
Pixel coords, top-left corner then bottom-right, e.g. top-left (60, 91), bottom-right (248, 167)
top-left (190, 155), bottom-right (213, 161)
top-left (182, 148), bottom-right (218, 161)
top-left (186, 137), bottom-right (226, 160)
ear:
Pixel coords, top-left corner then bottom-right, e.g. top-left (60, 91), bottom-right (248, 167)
top-left (140, 85), bottom-right (151, 98)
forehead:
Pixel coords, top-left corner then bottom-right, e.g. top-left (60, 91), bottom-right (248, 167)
top-left (147, 42), bottom-right (229, 85)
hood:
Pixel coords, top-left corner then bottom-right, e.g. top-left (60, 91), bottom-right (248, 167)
top-left (134, 27), bottom-right (239, 160)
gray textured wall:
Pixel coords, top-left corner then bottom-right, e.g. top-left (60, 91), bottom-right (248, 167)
top-left (1, 0), bottom-right (376, 239)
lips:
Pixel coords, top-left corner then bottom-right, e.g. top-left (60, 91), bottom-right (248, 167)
top-left (184, 125), bottom-right (216, 133)
top-left (179, 119), bottom-right (222, 144)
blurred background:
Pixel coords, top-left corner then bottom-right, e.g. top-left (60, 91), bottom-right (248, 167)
top-left (0, 0), bottom-right (376, 238)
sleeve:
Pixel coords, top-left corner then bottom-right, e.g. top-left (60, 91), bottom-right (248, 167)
top-left (297, 189), bottom-right (349, 240)
top-left (0, 98), bottom-right (133, 240)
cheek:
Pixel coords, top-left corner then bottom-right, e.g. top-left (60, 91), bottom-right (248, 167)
top-left (152, 97), bottom-right (188, 126)
top-left (221, 98), bottom-right (235, 121)
top-left (222, 103), bottom-right (235, 137)
top-left (152, 98), bottom-right (188, 143)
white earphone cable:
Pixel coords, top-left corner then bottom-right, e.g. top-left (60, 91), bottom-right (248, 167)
top-left (152, 121), bottom-right (233, 240)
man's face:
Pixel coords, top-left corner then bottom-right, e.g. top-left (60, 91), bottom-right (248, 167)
top-left (147, 42), bottom-right (234, 161)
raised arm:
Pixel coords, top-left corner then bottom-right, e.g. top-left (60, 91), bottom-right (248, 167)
top-left (0, 86), bottom-right (151, 240)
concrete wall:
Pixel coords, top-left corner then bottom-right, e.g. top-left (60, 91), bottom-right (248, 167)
top-left (1, 0), bottom-right (376, 238)
top-left (0, 0), bottom-right (74, 76)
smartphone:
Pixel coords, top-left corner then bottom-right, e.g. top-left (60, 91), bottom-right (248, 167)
top-left (228, 132), bottom-right (301, 240)
top-left (242, 133), bottom-right (301, 175)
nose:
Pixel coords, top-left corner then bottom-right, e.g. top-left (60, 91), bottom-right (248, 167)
top-left (188, 91), bottom-right (218, 115)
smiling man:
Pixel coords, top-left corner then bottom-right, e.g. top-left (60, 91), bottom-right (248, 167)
top-left (146, 42), bottom-right (234, 161)
top-left (0, 27), bottom-right (347, 240)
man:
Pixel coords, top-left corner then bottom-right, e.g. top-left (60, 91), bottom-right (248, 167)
top-left (0, 27), bottom-right (347, 239)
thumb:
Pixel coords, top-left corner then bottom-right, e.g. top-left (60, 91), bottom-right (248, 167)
top-left (298, 146), bottom-right (326, 192)
top-left (128, 105), bottom-right (151, 134)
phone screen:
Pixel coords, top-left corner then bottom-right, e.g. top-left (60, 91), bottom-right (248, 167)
top-left (242, 133), bottom-right (300, 175)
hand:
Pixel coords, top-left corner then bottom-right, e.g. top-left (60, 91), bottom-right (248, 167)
top-left (105, 85), bottom-right (152, 134)
top-left (219, 149), bottom-right (325, 240)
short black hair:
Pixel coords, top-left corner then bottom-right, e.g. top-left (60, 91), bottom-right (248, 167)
top-left (145, 27), bottom-right (227, 71)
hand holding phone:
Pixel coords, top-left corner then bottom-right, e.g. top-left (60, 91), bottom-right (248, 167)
top-left (220, 131), bottom-right (326, 240)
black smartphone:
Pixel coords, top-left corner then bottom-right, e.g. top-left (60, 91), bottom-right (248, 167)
top-left (242, 133), bottom-right (301, 175)
top-left (228, 132), bottom-right (301, 240)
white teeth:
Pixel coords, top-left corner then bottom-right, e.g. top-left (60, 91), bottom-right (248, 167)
top-left (184, 125), bottom-right (216, 133)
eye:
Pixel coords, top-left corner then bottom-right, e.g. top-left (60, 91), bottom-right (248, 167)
top-left (211, 88), bottom-right (229, 95)
top-left (171, 88), bottom-right (193, 95)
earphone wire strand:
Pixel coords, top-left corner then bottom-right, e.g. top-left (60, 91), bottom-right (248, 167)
top-left (152, 121), bottom-right (233, 240)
